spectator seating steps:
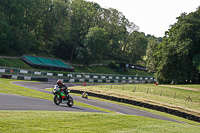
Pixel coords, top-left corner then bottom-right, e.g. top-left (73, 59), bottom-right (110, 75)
top-left (37, 57), bottom-right (59, 67)
top-left (52, 59), bottom-right (71, 69)
top-left (22, 56), bottom-right (73, 71)
top-left (23, 56), bottom-right (44, 66)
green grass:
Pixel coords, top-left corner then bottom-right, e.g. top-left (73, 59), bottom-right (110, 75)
top-left (1, 111), bottom-right (200, 133)
top-left (0, 58), bottom-right (32, 69)
top-left (0, 78), bottom-right (113, 113)
top-left (74, 65), bottom-right (114, 74)
top-left (0, 79), bottom-right (52, 100)
top-left (70, 84), bottom-right (200, 117)
top-left (74, 65), bottom-right (153, 76)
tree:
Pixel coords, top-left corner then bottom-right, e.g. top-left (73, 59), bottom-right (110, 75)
top-left (76, 46), bottom-right (91, 66)
top-left (69, 0), bottom-right (99, 62)
top-left (83, 26), bottom-right (109, 65)
top-left (155, 7), bottom-right (200, 83)
top-left (0, 20), bottom-right (13, 54)
top-left (146, 37), bottom-right (159, 72)
top-left (0, 0), bottom-right (146, 66)
top-left (125, 31), bottom-right (148, 64)
top-left (100, 8), bottom-right (138, 60)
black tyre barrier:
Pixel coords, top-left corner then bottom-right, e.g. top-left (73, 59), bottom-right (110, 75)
top-left (70, 89), bottom-right (200, 123)
top-left (31, 77), bottom-right (48, 81)
top-left (1, 74), bottom-right (12, 78)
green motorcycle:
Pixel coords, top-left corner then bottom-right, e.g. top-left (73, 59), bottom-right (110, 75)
top-left (52, 86), bottom-right (73, 107)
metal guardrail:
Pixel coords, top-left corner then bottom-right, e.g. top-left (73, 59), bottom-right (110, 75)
top-left (0, 74), bottom-right (154, 84)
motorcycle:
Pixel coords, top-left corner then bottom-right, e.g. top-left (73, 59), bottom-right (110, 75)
top-left (82, 92), bottom-right (88, 99)
top-left (52, 86), bottom-right (73, 107)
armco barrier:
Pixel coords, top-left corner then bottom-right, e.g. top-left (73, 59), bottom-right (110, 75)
top-left (0, 67), bottom-right (155, 82)
top-left (0, 74), bottom-right (154, 84)
top-left (70, 89), bottom-right (200, 123)
top-left (63, 78), bottom-right (154, 84)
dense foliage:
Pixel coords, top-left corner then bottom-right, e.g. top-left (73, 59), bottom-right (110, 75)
top-left (0, 0), bottom-right (149, 65)
top-left (146, 7), bottom-right (200, 83)
top-left (2, 0), bottom-right (198, 83)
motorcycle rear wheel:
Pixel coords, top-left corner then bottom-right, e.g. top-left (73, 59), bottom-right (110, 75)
top-left (54, 95), bottom-right (61, 105)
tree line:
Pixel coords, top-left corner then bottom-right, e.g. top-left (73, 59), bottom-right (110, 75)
top-left (0, 0), bottom-right (153, 65)
top-left (146, 7), bottom-right (200, 84)
top-left (1, 0), bottom-right (199, 84)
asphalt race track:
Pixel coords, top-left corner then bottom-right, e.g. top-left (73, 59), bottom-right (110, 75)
top-left (0, 93), bottom-right (104, 112)
top-left (1, 81), bottom-right (183, 123)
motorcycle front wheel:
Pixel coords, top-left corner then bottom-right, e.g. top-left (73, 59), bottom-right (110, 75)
top-left (54, 95), bottom-right (61, 105)
top-left (67, 96), bottom-right (73, 107)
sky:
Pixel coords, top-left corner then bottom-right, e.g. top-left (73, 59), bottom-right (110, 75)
top-left (85, 0), bottom-right (199, 37)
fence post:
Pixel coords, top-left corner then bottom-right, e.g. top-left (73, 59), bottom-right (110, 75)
top-left (185, 95), bottom-right (193, 102)
top-left (133, 86), bottom-right (136, 92)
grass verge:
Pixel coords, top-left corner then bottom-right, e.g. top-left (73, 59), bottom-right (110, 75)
top-left (0, 111), bottom-right (200, 133)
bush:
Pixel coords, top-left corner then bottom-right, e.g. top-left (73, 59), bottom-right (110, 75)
top-left (108, 62), bottom-right (119, 70)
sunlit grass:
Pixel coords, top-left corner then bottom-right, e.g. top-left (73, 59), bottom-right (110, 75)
top-left (70, 84), bottom-right (200, 117)
top-left (1, 111), bottom-right (200, 133)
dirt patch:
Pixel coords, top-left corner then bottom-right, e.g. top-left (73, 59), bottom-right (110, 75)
top-left (159, 85), bottom-right (200, 91)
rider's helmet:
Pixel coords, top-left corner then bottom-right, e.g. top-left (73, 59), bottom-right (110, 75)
top-left (57, 80), bottom-right (62, 86)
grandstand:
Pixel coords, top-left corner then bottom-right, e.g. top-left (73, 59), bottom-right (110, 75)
top-left (23, 56), bottom-right (44, 66)
top-left (52, 59), bottom-right (71, 69)
top-left (21, 55), bottom-right (74, 72)
top-left (37, 57), bottom-right (58, 67)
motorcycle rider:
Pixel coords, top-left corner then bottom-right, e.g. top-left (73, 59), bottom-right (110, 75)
top-left (82, 91), bottom-right (88, 99)
top-left (55, 80), bottom-right (69, 99)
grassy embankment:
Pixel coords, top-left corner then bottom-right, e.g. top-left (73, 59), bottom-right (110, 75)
top-left (69, 84), bottom-right (200, 117)
top-left (0, 58), bottom-right (33, 69)
top-left (0, 57), bottom-right (153, 76)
